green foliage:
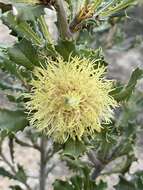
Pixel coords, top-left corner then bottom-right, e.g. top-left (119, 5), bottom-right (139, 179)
top-left (53, 165), bottom-right (107, 190)
top-left (0, 0), bottom-right (142, 190)
top-left (0, 165), bottom-right (27, 183)
top-left (115, 172), bottom-right (143, 190)
top-left (112, 68), bottom-right (143, 101)
top-left (0, 167), bottom-right (15, 179)
top-left (62, 139), bottom-right (87, 159)
top-left (10, 186), bottom-right (23, 190)
top-left (55, 40), bottom-right (77, 60)
top-left (0, 109), bottom-right (28, 133)
top-left (15, 165), bottom-right (27, 183)
top-left (8, 39), bottom-right (40, 69)
top-left (99, 0), bottom-right (135, 18)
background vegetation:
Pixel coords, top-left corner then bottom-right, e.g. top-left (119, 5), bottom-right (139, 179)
top-left (0, 0), bottom-right (143, 190)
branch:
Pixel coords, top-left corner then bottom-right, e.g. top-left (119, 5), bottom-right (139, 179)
top-left (105, 24), bottom-right (118, 48)
top-left (0, 152), bottom-right (16, 174)
top-left (15, 136), bottom-right (40, 151)
top-left (40, 136), bottom-right (47, 190)
top-left (87, 151), bottom-right (104, 180)
top-left (54, 0), bottom-right (72, 40)
top-left (46, 163), bottom-right (56, 177)
top-left (0, 152), bottom-right (32, 190)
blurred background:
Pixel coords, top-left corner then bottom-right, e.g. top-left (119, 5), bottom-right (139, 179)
top-left (0, 1), bottom-right (143, 190)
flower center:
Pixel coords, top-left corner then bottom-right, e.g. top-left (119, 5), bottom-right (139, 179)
top-left (64, 96), bottom-right (80, 108)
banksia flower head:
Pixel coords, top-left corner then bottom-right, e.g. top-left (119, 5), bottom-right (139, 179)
top-left (26, 57), bottom-right (117, 143)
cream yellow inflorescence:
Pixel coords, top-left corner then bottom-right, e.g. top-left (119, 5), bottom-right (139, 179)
top-left (26, 56), bottom-right (117, 143)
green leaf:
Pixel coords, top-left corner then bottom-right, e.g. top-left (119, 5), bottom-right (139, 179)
top-left (112, 68), bottom-right (143, 101)
top-left (38, 15), bottom-right (53, 44)
top-left (0, 51), bottom-right (20, 78)
top-left (12, 0), bottom-right (40, 4)
top-left (95, 181), bottom-right (107, 190)
top-left (2, 12), bottom-right (43, 46)
top-left (93, 0), bottom-right (103, 11)
top-left (135, 172), bottom-right (143, 190)
top-left (63, 139), bottom-right (86, 158)
top-left (0, 78), bottom-right (24, 91)
top-left (53, 173), bottom-right (107, 190)
top-left (15, 165), bottom-right (27, 183)
top-left (55, 40), bottom-right (77, 60)
top-left (10, 186), bottom-right (23, 190)
top-left (8, 39), bottom-right (40, 70)
top-left (115, 172), bottom-right (143, 190)
top-left (70, 175), bottom-right (83, 190)
top-left (54, 180), bottom-right (73, 190)
top-left (17, 21), bottom-right (43, 46)
top-left (62, 156), bottom-right (86, 172)
top-left (0, 81), bottom-right (15, 91)
top-left (0, 167), bottom-right (14, 179)
top-left (0, 109), bottom-right (28, 133)
top-left (14, 4), bottom-right (44, 21)
top-left (0, 166), bottom-right (27, 187)
top-left (78, 47), bottom-right (107, 66)
top-left (115, 177), bottom-right (135, 190)
top-left (100, 0), bottom-right (135, 18)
